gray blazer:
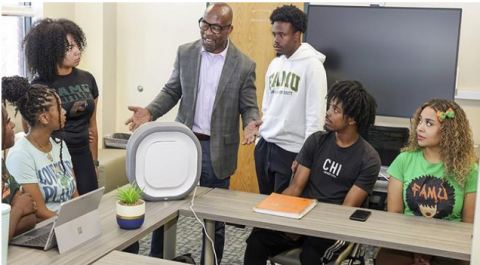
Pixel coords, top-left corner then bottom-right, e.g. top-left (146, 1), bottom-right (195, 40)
top-left (146, 39), bottom-right (259, 179)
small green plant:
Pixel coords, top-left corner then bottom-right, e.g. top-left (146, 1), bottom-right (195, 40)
top-left (116, 181), bottom-right (145, 205)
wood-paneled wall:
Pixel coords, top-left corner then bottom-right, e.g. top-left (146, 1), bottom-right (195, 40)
top-left (228, 3), bottom-right (304, 193)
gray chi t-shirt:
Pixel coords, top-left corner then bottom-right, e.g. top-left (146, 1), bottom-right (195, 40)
top-left (296, 131), bottom-right (381, 204)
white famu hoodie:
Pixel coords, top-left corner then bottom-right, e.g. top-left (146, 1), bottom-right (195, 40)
top-left (259, 43), bottom-right (327, 153)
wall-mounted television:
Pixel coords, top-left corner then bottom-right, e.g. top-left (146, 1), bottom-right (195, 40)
top-left (306, 5), bottom-right (462, 118)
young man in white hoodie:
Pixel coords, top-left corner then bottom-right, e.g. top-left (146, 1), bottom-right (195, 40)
top-left (255, 5), bottom-right (327, 195)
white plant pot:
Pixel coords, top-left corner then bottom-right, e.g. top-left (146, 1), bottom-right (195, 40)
top-left (116, 200), bottom-right (145, 229)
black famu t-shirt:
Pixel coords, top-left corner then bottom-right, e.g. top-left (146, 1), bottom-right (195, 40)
top-left (296, 131), bottom-right (381, 204)
top-left (32, 68), bottom-right (99, 148)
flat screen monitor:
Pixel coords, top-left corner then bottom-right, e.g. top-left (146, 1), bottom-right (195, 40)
top-left (366, 126), bottom-right (410, 166)
top-left (306, 5), bottom-right (462, 118)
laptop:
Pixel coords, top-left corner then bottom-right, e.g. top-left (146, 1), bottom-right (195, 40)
top-left (10, 187), bottom-right (104, 254)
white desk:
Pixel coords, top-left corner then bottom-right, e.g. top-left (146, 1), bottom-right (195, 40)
top-left (94, 250), bottom-right (184, 265)
top-left (8, 186), bottom-right (212, 265)
top-left (180, 188), bottom-right (473, 265)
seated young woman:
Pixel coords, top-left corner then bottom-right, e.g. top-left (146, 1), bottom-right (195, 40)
top-left (1, 104), bottom-right (37, 241)
top-left (3, 76), bottom-right (79, 222)
top-left (376, 99), bottom-right (477, 265)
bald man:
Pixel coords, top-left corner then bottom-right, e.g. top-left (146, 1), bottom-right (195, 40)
top-left (126, 3), bottom-right (261, 264)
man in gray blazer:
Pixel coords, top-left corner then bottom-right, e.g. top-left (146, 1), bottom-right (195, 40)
top-left (125, 3), bottom-right (261, 264)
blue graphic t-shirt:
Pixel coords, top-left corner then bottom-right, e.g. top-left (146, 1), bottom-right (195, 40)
top-left (6, 137), bottom-right (76, 213)
top-left (387, 151), bottom-right (478, 222)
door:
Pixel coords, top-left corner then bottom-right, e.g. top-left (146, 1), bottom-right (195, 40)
top-left (227, 3), bottom-right (304, 193)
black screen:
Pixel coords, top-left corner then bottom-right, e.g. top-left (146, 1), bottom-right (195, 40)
top-left (306, 5), bottom-right (462, 118)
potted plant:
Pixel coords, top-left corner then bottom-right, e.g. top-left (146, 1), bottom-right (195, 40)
top-left (116, 181), bottom-right (145, 229)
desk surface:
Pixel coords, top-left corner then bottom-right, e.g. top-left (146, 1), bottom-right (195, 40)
top-left (8, 186), bottom-right (212, 265)
top-left (180, 188), bottom-right (473, 261)
top-left (93, 251), bottom-right (183, 265)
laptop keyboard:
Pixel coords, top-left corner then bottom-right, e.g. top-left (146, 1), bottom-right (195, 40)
top-left (23, 233), bottom-right (50, 247)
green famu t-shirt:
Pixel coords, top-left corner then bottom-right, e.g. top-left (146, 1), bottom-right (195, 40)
top-left (387, 151), bottom-right (478, 222)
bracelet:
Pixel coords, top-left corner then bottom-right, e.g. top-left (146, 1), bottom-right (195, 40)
top-left (94, 160), bottom-right (100, 167)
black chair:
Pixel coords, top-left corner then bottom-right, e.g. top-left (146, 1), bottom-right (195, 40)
top-left (268, 198), bottom-right (371, 265)
top-left (365, 125), bottom-right (409, 167)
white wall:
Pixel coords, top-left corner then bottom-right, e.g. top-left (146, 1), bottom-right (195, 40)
top-left (74, 3), bottom-right (104, 144)
top-left (312, 2), bottom-right (480, 145)
top-left (43, 2), bottom-right (74, 20)
top-left (115, 3), bottom-right (206, 133)
top-left (101, 3), bottom-right (117, 136)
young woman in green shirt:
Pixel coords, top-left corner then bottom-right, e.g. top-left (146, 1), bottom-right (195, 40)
top-left (377, 99), bottom-right (477, 265)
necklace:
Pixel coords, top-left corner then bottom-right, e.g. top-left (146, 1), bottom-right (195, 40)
top-left (28, 134), bottom-right (54, 162)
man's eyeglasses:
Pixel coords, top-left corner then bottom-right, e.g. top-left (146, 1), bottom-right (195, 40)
top-left (198, 18), bottom-right (231, 34)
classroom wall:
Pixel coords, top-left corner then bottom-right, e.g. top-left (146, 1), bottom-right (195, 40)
top-left (43, 2), bottom-right (75, 20)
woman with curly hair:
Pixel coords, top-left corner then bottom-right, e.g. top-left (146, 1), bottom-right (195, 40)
top-left (3, 76), bottom-right (78, 222)
top-left (23, 18), bottom-right (99, 195)
top-left (377, 99), bottom-right (478, 265)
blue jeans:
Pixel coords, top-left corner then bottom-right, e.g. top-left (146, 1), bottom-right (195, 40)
top-left (150, 140), bottom-right (230, 265)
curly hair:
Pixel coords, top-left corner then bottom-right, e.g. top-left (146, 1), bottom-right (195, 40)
top-left (270, 5), bottom-right (307, 33)
top-left (23, 18), bottom-right (86, 83)
top-left (327, 80), bottom-right (377, 133)
top-left (2, 76), bottom-right (67, 174)
top-left (403, 99), bottom-right (478, 189)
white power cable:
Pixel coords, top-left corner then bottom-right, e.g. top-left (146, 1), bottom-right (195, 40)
top-left (189, 186), bottom-right (219, 265)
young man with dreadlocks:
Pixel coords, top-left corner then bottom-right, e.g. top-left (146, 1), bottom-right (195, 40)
top-left (244, 80), bottom-right (381, 265)
top-left (3, 76), bottom-right (78, 222)
top-left (255, 5), bottom-right (327, 195)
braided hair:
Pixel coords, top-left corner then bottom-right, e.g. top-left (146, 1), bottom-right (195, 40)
top-left (327, 80), bottom-right (377, 133)
top-left (23, 18), bottom-right (86, 83)
top-left (270, 5), bottom-right (307, 33)
top-left (2, 76), bottom-right (67, 174)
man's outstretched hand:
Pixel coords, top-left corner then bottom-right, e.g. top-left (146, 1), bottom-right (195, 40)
top-left (125, 106), bottom-right (152, 132)
top-left (242, 120), bottom-right (263, 145)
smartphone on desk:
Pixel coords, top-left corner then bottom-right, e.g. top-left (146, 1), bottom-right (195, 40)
top-left (349, 209), bottom-right (371, 222)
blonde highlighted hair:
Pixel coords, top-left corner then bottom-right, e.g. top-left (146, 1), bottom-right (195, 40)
top-left (403, 99), bottom-right (478, 189)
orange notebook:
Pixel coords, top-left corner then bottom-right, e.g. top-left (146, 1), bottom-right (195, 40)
top-left (253, 193), bottom-right (317, 219)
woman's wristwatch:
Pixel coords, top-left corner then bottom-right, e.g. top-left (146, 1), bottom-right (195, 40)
top-left (94, 160), bottom-right (100, 167)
